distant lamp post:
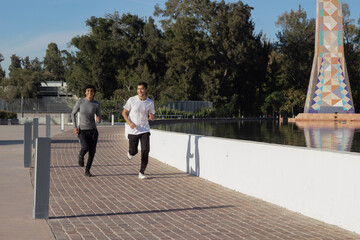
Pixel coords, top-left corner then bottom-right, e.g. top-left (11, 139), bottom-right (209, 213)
top-left (21, 95), bottom-right (24, 117)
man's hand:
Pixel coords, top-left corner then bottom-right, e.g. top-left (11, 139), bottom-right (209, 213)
top-left (149, 113), bottom-right (155, 121)
top-left (74, 128), bottom-right (79, 135)
top-left (129, 122), bottom-right (136, 129)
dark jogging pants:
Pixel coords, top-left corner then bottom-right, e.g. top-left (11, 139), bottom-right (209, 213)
top-left (128, 132), bottom-right (150, 174)
top-left (78, 128), bottom-right (99, 172)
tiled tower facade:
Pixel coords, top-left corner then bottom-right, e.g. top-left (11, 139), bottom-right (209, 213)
top-left (304, 0), bottom-right (354, 113)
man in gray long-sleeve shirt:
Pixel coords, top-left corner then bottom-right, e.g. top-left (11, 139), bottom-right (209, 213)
top-left (71, 84), bottom-right (101, 177)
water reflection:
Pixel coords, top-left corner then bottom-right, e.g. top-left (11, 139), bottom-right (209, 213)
top-left (152, 120), bottom-right (360, 153)
top-left (295, 121), bottom-right (359, 152)
top-left (152, 120), bottom-right (306, 148)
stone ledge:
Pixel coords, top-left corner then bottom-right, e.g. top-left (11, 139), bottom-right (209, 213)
top-left (292, 113), bottom-right (360, 122)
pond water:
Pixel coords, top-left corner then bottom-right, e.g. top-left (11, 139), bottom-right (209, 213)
top-left (151, 120), bottom-right (360, 153)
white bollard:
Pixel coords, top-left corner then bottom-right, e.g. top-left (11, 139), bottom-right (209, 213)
top-left (111, 114), bottom-right (114, 126)
top-left (61, 113), bottom-right (64, 132)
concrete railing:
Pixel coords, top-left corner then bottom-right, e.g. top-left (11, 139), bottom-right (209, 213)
top-left (149, 129), bottom-right (360, 234)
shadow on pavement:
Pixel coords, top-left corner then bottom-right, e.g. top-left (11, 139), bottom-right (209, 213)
top-left (48, 205), bottom-right (234, 220)
top-left (0, 140), bottom-right (23, 145)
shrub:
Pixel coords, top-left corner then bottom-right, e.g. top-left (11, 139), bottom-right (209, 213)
top-left (98, 97), bottom-right (125, 122)
top-left (156, 107), bottom-right (217, 119)
top-left (0, 110), bottom-right (17, 119)
top-left (193, 108), bottom-right (215, 118)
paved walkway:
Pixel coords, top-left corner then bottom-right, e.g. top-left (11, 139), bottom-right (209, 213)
top-left (2, 125), bottom-right (360, 239)
top-left (0, 125), bottom-right (71, 240)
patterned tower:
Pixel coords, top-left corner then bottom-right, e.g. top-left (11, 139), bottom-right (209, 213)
top-left (304, 0), bottom-right (354, 113)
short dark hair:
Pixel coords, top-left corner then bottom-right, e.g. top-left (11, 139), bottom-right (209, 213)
top-left (84, 84), bottom-right (96, 95)
top-left (137, 82), bottom-right (148, 89)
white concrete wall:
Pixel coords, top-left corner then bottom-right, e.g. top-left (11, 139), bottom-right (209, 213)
top-left (149, 129), bottom-right (360, 234)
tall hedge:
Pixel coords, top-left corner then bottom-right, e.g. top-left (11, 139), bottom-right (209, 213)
top-left (0, 110), bottom-right (17, 119)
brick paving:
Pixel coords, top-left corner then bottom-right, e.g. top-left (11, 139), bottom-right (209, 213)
top-left (40, 126), bottom-right (360, 240)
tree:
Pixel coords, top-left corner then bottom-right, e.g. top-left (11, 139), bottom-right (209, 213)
top-left (154, 0), bottom-right (214, 30)
top-left (19, 57), bottom-right (43, 98)
top-left (273, 5), bottom-right (315, 115)
top-left (342, 5), bottom-right (360, 110)
top-left (114, 14), bottom-right (163, 100)
top-left (0, 53), bottom-right (5, 82)
top-left (43, 43), bottom-right (65, 82)
top-left (160, 16), bottom-right (205, 101)
top-left (5, 55), bottom-right (23, 99)
top-left (61, 49), bottom-right (75, 86)
top-left (142, 17), bottom-right (167, 100)
top-left (281, 88), bottom-right (305, 117)
top-left (2, 55), bottom-right (43, 99)
top-left (275, 5), bottom-right (315, 91)
top-left (0, 53), bottom-right (6, 99)
top-left (261, 91), bottom-right (285, 117)
top-left (155, 0), bottom-right (270, 116)
top-left (67, 12), bottom-right (167, 100)
top-left (342, 3), bottom-right (357, 45)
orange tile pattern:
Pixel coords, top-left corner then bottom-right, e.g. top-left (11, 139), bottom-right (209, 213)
top-left (304, 0), bottom-right (354, 113)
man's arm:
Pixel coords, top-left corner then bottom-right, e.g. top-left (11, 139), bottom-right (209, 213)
top-left (71, 100), bottom-right (80, 134)
top-left (96, 103), bottom-right (101, 123)
top-left (122, 108), bottom-right (136, 129)
top-left (149, 101), bottom-right (155, 121)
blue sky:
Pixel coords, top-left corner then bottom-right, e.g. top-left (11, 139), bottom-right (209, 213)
top-left (0, 0), bottom-right (359, 74)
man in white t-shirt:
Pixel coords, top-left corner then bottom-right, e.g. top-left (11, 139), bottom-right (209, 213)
top-left (122, 82), bottom-right (155, 179)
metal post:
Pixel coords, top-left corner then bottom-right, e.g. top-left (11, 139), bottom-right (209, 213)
top-left (46, 115), bottom-right (50, 138)
top-left (33, 118), bottom-right (38, 148)
top-left (7, 119), bottom-right (11, 125)
top-left (111, 114), bottom-right (114, 126)
top-left (24, 122), bottom-right (32, 168)
top-left (61, 113), bottom-right (64, 132)
top-left (21, 96), bottom-right (24, 118)
top-left (33, 137), bottom-right (51, 219)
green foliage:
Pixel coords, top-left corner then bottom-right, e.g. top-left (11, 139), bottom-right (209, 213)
top-left (156, 106), bottom-right (192, 118)
top-left (342, 5), bottom-right (360, 110)
top-left (275, 5), bottom-right (315, 91)
top-left (66, 13), bottom-right (166, 100)
top-left (0, 110), bottom-right (17, 119)
top-left (281, 88), bottom-right (306, 117)
top-left (43, 43), bottom-right (65, 82)
top-left (154, 0), bottom-right (271, 117)
top-left (259, 5), bottom-right (316, 117)
top-left (3, 55), bottom-right (43, 99)
top-left (0, 53), bottom-right (5, 80)
top-left (98, 96), bottom-right (125, 121)
top-left (261, 91), bottom-right (285, 117)
top-left (156, 106), bottom-right (216, 118)
top-left (195, 107), bottom-right (216, 118)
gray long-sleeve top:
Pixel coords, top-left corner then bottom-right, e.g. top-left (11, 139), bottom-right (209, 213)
top-left (71, 98), bottom-right (101, 130)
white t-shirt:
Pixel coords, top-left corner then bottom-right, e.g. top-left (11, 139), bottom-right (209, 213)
top-left (124, 96), bottom-right (155, 135)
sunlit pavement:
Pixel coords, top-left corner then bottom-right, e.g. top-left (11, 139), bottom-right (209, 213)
top-left (21, 126), bottom-right (360, 239)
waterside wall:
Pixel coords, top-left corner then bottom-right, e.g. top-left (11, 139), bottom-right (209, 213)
top-left (149, 129), bottom-right (360, 234)
top-left (290, 113), bottom-right (360, 122)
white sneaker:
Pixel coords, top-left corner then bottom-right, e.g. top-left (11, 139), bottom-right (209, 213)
top-left (127, 152), bottom-right (132, 160)
top-left (138, 173), bottom-right (147, 179)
